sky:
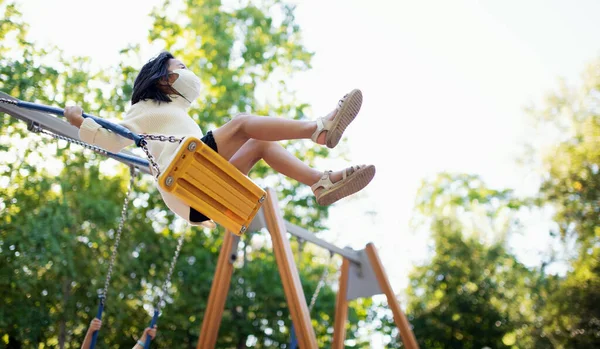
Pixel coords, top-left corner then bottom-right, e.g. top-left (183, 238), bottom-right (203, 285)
top-left (14, 0), bottom-right (600, 344)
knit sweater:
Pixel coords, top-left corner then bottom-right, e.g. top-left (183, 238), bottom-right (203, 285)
top-left (79, 95), bottom-right (204, 225)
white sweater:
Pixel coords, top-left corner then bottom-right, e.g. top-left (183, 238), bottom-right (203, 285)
top-left (79, 96), bottom-right (205, 225)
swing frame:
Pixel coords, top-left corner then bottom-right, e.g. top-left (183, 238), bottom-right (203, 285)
top-left (197, 188), bottom-right (420, 349)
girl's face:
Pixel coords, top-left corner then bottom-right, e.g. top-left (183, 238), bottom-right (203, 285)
top-left (167, 58), bottom-right (186, 73)
top-left (167, 58), bottom-right (187, 83)
top-left (158, 58), bottom-right (187, 92)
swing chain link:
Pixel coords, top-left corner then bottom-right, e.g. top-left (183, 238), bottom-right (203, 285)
top-left (156, 231), bottom-right (186, 312)
top-left (138, 134), bottom-right (183, 180)
top-left (308, 252), bottom-right (334, 313)
top-left (30, 124), bottom-right (110, 156)
top-left (0, 97), bottom-right (18, 106)
top-left (28, 122), bottom-right (137, 304)
top-left (140, 134), bottom-right (183, 144)
top-left (101, 167), bottom-right (136, 304)
top-left (9, 100), bottom-right (190, 313)
top-left (308, 267), bottom-right (328, 312)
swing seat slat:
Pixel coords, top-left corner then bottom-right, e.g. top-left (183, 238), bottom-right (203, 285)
top-left (158, 137), bottom-right (266, 235)
top-left (188, 159), bottom-right (255, 217)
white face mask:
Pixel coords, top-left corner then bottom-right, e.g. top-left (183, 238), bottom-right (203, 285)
top-left (170, 69), bottom-right (202, 104)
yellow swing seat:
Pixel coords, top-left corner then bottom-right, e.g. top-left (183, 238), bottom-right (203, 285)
top-left (158, 137), bottom-right (266, 235)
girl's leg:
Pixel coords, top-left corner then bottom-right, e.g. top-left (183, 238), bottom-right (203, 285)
top-left (212, 113), bottom-right (324, 161)
top-left (228, 139), bottom-right (370, 201)
top-left (212, 87), bottom-right (362, 160)
top-left (229, 139), bottom-right (321, 184)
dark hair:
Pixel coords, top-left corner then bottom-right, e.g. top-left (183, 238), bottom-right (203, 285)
top-left (131, 51), bottom-right (174, 105)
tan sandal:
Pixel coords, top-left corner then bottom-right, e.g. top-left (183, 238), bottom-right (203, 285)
top-left (311, 89), bottom-right (363, 148)
top-left (311, 164), bottom-right (376, 205)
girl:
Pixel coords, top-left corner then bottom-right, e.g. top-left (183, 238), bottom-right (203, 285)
top-left (64, 51), bottom-right (375, 226)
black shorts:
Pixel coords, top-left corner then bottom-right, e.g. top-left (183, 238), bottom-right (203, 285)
top-left (189, 131), bottom-right (218, 223)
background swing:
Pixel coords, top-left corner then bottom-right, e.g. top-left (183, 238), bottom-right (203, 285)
top-left (24, 119), bottom-right (188, 349)
top-left (0, 94), bottom-right (264, 347)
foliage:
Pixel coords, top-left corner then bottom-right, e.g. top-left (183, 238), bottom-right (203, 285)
top-left (379, 173), bottom-right (554, 348)
top-left (524, 58), bottom-right (600, 348)
top-left (0, 0), bottom-right (373, 348)
top-left (381, 58), bottom-right (600, 349)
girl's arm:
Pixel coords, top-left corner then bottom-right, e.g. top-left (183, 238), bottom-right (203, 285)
top-left (64, 106), bottom-right (136, 154)
top-left (81, 318), bottom-right (102, 349)
top-left (132, 326), bottom-right (157, 349)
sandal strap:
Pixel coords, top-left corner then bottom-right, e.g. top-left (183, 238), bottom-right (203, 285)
top-left (311, 170), bottom-right (334, 191)
top-left (312, 166), bottom-right (362, 192)
top-left (343, 165), bottom-right (362, 180)
top-left (311, 118), bottom-right (325, 142)
top-left (337, 93), bottom-right (349, 109)
top-left (310, 117), bottom-right (333, 142)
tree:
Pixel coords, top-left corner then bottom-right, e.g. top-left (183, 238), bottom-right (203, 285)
top-left (525, 57), bottom-right (600, 348)
top-left (377, 173), bottom-right (555, 349)
top-left (0, 0), bottom-right (373, 347)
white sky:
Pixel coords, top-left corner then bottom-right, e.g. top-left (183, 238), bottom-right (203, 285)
top-left (14, 0), bottom-right (600, 342)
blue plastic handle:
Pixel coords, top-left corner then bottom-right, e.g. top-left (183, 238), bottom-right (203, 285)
top-left (289, 324), bottom-right (298, 349)
top-left (143, 309), bottom-right (159, 349)
top-left (16, 100), bottom-right (145, 147)
top-left (88, 298), bottom-right (105, 349)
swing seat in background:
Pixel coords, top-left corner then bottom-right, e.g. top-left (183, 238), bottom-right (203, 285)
top-left (158, 136), bottom-right (266, 235)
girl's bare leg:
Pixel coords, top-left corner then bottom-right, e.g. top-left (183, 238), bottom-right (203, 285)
top-left (212, 110), bottom-right (336, 161)
top-left (228, 139), bottom-right (349, 194)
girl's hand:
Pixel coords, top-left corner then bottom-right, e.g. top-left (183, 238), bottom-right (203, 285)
top-left (64, 105), bottom-right (84, 128)
top-left (142, 325), bottom-right (157, 340)
top-left (89, 318), bottom-right (102, 331)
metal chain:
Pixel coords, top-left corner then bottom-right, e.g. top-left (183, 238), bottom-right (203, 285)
top-left (139, 139), bottom-right (161, 179)
top-left (0, 97), bottom-right (18, 106)
top-left (156, 230), bottom-right (186, 312)
top-left (308, 268), bottom-right (329, 312)
top-left (140, 134), bottom-right (183, 144)
top-left (138, 134), bottom-right (183, 179)
top-left (100, 167), bottom-right (136, 304)
top-left (1, 97), bottom-right (183, 177)
top-left (308, 252), bottom-right (333, 313)
top-left (22, 113), bottom-right (189, 311)
top-left (29, 122), bottom-right (136, 304)
top-left (31, 125), bottom-right (110, 156)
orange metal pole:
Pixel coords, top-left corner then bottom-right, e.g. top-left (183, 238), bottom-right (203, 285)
top-left (263, 188), bottom-right (318, 349)
top-left (332, 258), bottom-right (350, 349)
top-left (365, 243), bottom-right (419, 349)
top-left (197, 232), bottom-right (237, 349)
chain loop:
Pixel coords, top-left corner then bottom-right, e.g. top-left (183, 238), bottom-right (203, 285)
top-left (27, 121), bottom-right (188, 313)
top-left (101, 166), bottom-right (136, 304)
top-left (139, 134), bottom-right (183, 143)
top-left (308, 267), bottom-right (329, 312)
top-left (156, 230), bottom-right (186, 312)
top-left (0, 97), bottom-right (18, 106)
top-left (139, 134), bottom-right (183, 179)
top-left (307, 252), bottom-right (333, 313)
top-left (31, 125), bottom-right (110, 156)
top-left (29, 124), bottom-right (136, 304)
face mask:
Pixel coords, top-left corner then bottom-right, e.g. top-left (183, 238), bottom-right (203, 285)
top-left (170, 69), bottom-right (202, 104)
